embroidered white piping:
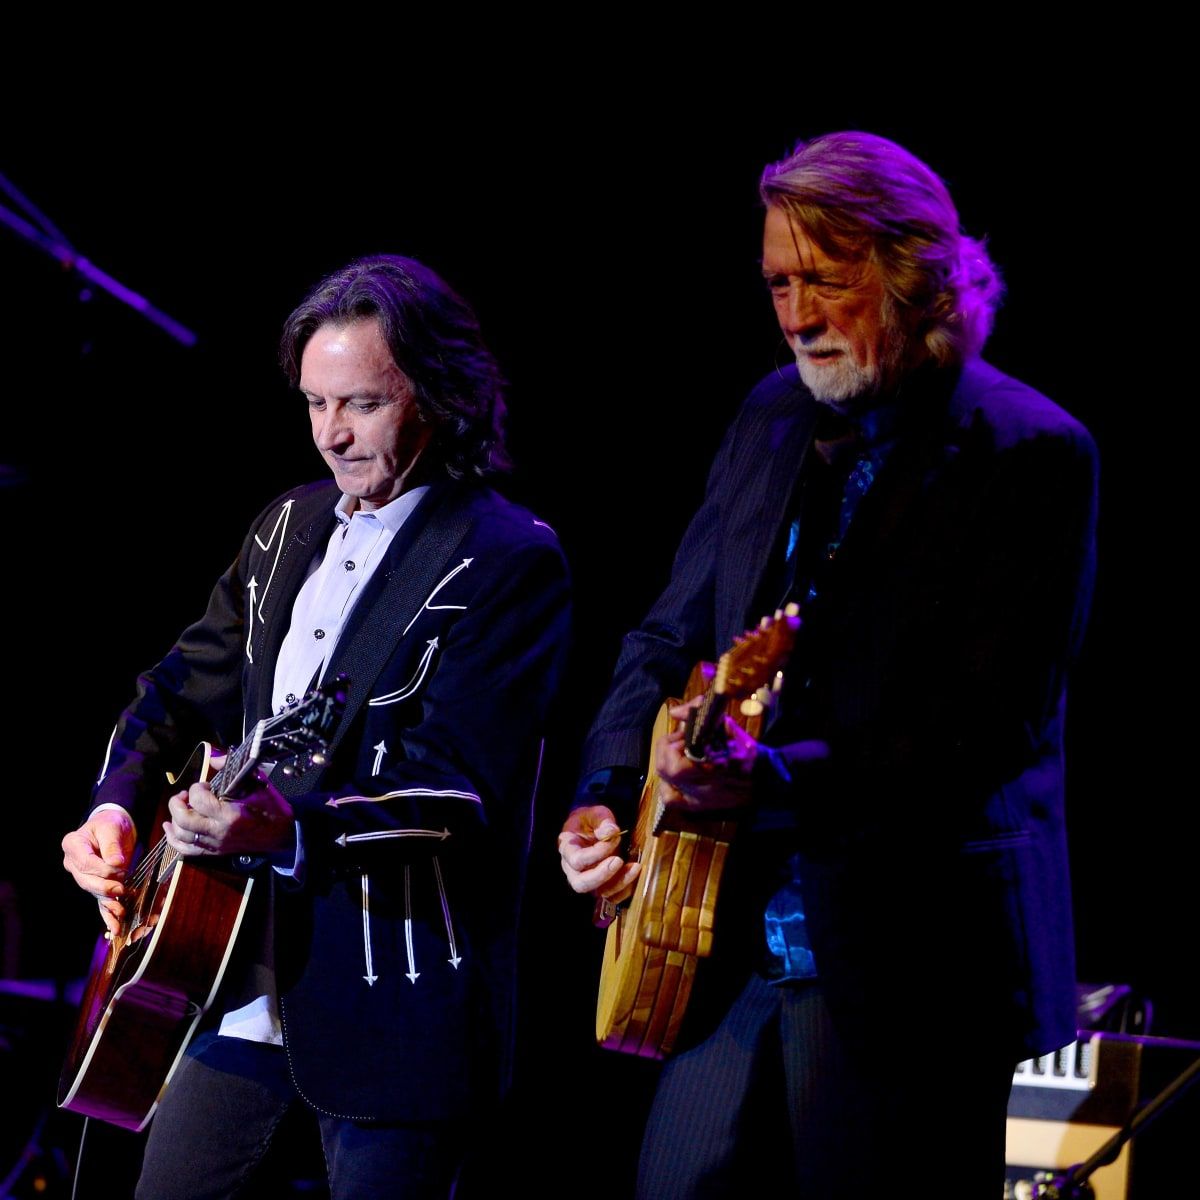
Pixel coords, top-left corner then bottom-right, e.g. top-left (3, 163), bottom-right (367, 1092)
top-left (361, 874), bottom-right (378, 986)
top-left (525, 738), bottom-right (546, 852)
top-left (400, 558), bottom-right (473, 637)
top-left (403, 865), bottom-right (419, 983)
top-left (246, 499), bottom-right (295, 663)
top-left (325, 788), bottom-right (481, 808)
top-left (432, 856), bottom-right (461, 969)
top-left (335, 828), bottom-right (451, 846)
top-left (368, 639), bottom-right (439, 707)
top-left (96, 724), bottom-right (119, 786)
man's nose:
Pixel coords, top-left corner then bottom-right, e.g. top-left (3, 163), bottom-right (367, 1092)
top-left (779, 282), bottom-right (826, 339)
top-left (315, 404), bottom-right (351, 451)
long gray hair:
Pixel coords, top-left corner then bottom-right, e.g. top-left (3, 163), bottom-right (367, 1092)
top-left (761, 132), bottom-right (1003, 366)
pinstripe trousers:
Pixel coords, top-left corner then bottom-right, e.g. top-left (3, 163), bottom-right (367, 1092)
top-left (636, 973), bottom-right (1014, 1198)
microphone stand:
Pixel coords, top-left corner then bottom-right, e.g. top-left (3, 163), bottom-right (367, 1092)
top-left (0, 170), bottom-right (197, 347)
top-left (1036, 1046), bottom-right (1200, 1198)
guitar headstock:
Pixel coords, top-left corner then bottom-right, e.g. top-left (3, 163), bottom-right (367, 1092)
top-left (212, 678), bottom-right (349, 797)
top-left (713, 604), bottom-right (800, 700)
top-left (265, 675), bottom-right (348, 777)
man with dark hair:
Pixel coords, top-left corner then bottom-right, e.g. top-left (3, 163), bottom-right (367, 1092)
top-left (63, 255), bottom-right (571, 1198)
top-left (559, 133), bottom-right (1097, 1196)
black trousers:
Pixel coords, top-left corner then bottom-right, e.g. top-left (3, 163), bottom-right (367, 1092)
top-left (134, 1033), bottom-right (466, 1200)
top-left (637, 973), bottom-right (1015, 1199)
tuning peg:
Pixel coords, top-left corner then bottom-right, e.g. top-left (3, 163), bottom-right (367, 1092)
top-left (740, 696), bottom-right (765, 717)
top-left (310, 752), bottom-right (326, 766)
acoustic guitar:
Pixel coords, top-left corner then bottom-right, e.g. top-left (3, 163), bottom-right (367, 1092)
top-left (595, 606), bottom-right (799, 1058)
top-left (58, 678), bottom-right (345, 1130)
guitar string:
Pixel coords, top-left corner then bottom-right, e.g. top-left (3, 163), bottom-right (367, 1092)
top-left (119, 716), bottom-right (321, 893)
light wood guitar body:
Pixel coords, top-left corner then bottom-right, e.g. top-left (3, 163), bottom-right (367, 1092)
top-left (595, 608), bottom-right (798, 1058)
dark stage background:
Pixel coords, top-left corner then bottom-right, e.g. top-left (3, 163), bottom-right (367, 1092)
top-left (1, 96), bottom-right (1192, 1194)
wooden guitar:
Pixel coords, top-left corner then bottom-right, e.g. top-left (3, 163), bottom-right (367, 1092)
top-left (594, 606), bottom-right (799, 1058)
top-left (58, 679), bottom-right (346, 1131)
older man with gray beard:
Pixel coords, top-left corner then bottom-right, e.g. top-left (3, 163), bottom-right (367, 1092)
top-left (559, 132), bottom-right (1098, 1197)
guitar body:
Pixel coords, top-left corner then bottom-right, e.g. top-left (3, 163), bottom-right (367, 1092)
top-left (58, 678), bottom-right (343, 1130)
top-left (58, 743), bottom-right (256, 1131)
top-left (594, 607), bottom-right (797, 1059)
top-left (596, 667), bottom-right (752, 1059)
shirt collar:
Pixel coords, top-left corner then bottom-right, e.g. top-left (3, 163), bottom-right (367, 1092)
top-left (334, 485), bottom-right (431, 533)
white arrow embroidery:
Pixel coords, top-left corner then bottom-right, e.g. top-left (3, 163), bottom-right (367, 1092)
top-left (245, 499), bottom-right (294, 662)
top-left (404, 865), bottom-right (419, 984)
top-left (336, 828), bottom-right (451, 847)
top-left (361, 873), bottom-right (378, 986)
top-left (432, 856), bottom-right (461, 969)
top-left (245, 576), bottom-right (258, 663)
top-left (401, 558), bottom-right (473, 637)
top-left (368, 639), bottom-right (439, 707)
top-left (372, 740), bottom-right (387, 776)
top-left (254, 498), bottom-right (295, 554)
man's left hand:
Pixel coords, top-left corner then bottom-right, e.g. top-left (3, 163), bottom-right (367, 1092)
top-left (655, 701), bottom-right (758, 813)
top-left (163, 774), bottom-right (296, 861)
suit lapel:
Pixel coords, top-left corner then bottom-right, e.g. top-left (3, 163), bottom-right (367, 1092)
top-left (718, 394), bottom-right (819, 646)
top-left (246, 488), bottom-right (339, 725)
top-left (306, 482), bottom-right (481, 766)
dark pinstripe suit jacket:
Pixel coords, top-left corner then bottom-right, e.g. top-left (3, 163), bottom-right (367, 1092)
top-left (93, 478), bottom-right (571, 1120)
top-left (582, 359), bottom-right (1097, 1060)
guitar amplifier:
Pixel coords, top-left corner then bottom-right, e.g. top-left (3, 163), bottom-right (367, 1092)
top-left (1005, 1032), bottom-right (1200, 1198)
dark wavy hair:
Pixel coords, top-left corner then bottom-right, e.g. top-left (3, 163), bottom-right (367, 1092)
top-left (280, 255), bottom-right (509, 478)
top-left (761, 132), bottom-right (1003, 365)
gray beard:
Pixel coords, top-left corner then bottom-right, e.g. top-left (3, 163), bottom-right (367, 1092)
top-left (792, 297), bottom-right (907, 411)
top-left (794, 350), bottom-right (881, 408)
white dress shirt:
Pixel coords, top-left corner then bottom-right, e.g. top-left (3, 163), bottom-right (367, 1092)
top-left (101, 487), bottom-right (430, 1045)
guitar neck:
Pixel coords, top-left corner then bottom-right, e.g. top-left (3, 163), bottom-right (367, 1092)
top-left (683, 689), bottom-right (727, 760)
top-left (682, 606), bottom-right (800, 760)
top-left (153, 723), bottom-right (265, 876)
top-left (210, 721), bottom-right (265, 799)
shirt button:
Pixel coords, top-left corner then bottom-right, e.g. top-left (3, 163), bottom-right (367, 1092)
top-left (314, 629), bottom-right (326, 640)
top-left (344, 560), bottom-right (355, 571)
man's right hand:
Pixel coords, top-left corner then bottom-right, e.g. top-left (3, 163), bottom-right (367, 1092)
top-left (557, 804), bottom-right (640, 902)
top-left (62, 808), bottom-right (137, 936)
